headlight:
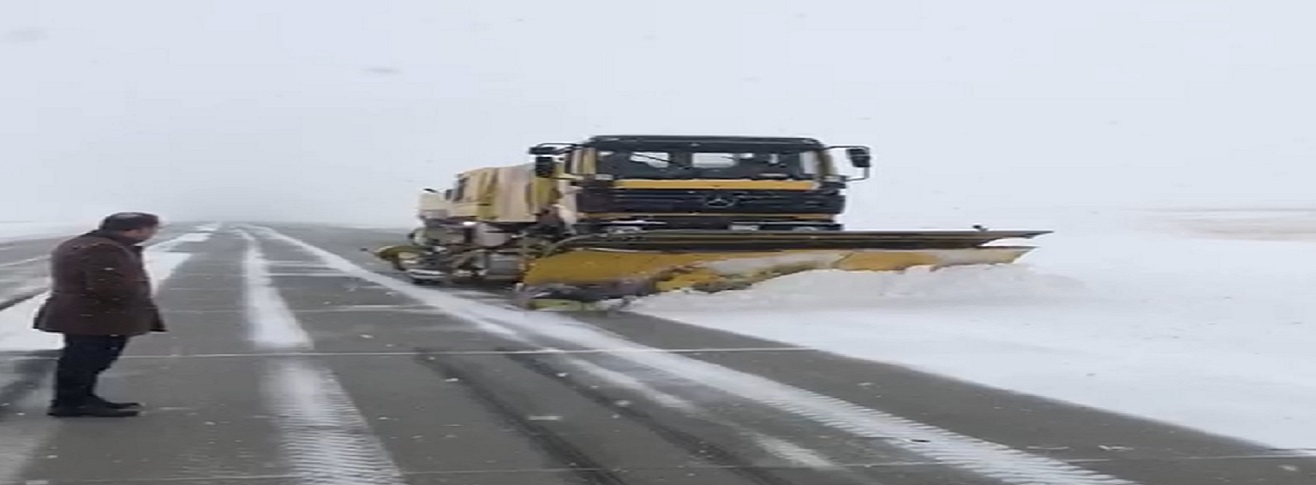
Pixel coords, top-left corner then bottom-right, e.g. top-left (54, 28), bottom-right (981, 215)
top-left (606, 226), bottom-right (642, 233)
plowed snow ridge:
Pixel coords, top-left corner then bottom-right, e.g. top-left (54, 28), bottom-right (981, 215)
top-left (630, 265), bottom-right (1084, 311)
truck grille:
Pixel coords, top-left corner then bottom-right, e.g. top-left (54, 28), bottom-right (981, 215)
top-left (577, 189), bottom-right (844, 214)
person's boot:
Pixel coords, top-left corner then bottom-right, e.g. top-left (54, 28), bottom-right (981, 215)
top-left (90, 395), bottom-right (142, 410)
top-left (47, 403), bottom-right (140, 418)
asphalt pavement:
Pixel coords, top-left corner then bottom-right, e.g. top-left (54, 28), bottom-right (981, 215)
top-left (0, 223), bottom-right (1313, 485)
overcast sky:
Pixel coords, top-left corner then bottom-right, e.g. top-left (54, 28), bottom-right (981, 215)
top-left (2, 1), bottom-right (1314, 228)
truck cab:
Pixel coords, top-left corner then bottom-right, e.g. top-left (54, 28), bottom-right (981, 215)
top-left (529, 135), bottom-right (872, 233)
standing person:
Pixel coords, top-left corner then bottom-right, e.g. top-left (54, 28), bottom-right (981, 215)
top-left (33, 212), bottom-right (166, 418)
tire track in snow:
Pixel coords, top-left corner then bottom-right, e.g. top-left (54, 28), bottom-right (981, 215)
top-left (500, 349), bottom-right (826, 485)
top-left (237, 229), bottom-right (405, 485)
top-left (413, 352), bottom-right (628, 485)
top-left (554, 356), bottom-right (842, 470)
top-left (254, 225), bottom-right (1141, 485)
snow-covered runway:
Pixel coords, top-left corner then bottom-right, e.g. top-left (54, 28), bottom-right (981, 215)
top-left (634, 209), bottom-right (1316, 451)
top-left (0, 220), bottom-right (1312, 484)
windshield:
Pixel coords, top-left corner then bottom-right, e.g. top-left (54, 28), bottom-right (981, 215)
top-left (595, 150), bottom-right (821, 180)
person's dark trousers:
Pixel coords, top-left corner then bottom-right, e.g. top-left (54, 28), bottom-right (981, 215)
top-left (52, 334), bottom-right (130, 408)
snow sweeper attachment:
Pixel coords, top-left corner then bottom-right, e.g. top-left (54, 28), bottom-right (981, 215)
top-left (512, 228), bottom-right (1051, 310)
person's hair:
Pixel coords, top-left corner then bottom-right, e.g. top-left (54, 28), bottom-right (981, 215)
top-left (99, 212), bottom-right (161, 232)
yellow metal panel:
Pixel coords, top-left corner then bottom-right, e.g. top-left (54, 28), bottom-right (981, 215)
top-left (612, 180), bottom-right (816, 190)
top-left (835, 248), bottom-right (1027, 269)
top-left (522, 250), bottom-right (777, 286)
top-left (448, 167), bottom-right (500, 219)
top-left (521, 247), bottom-right (1032, 295)
top-left (584, 212), bottom-right (834, 220)
top-left (488, 165), bottom-right (538, 223)
top-left (475, 170), bottom-right (497, 220)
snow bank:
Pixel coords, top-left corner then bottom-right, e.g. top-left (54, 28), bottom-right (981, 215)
top-left (634, 210), bottom-right (1316, 450)
top-left (631, 264), bottom-right (1084, 312)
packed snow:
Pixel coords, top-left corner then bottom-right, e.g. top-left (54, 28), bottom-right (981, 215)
top-left (635, 264), bottom-right (1084, 310)
top-left (237, 229), bottom-right (314, 350)
top-left (630, 209), bottom-right (1316, 450)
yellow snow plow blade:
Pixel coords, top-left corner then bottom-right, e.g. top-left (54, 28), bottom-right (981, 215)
top-left (515, 229), bottom-right (1050, 308)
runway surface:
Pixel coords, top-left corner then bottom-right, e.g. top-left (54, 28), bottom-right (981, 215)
top-left (0, 223), bottom-right (1311, 484)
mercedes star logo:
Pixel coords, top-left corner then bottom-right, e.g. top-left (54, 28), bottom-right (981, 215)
top-left (703, 194), bottom-right (737, 208)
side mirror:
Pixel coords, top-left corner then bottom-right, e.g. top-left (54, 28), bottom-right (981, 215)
top-left (442, 189), bottom-right (453, 199)
top-left (422, 187), bottom-right (438, 193)
top-left (528, 145), bottom-right (558, 156)
top-left (533, 156), bottom-right (556, 178)
top-left (846, 147), bottom-right (872, 168)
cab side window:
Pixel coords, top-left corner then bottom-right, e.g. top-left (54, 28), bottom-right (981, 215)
top-left (453, 177), bottom-right (468, 201)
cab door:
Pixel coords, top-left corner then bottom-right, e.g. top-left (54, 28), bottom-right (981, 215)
top-left (447, 173), bottom-right (478, 219)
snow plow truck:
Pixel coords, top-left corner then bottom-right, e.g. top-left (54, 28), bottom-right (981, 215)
top-left (373, 134), bottom-right (1051, 309)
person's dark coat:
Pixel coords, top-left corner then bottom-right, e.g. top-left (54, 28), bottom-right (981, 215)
top-left (33, 231), bottom-right (165, 336)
